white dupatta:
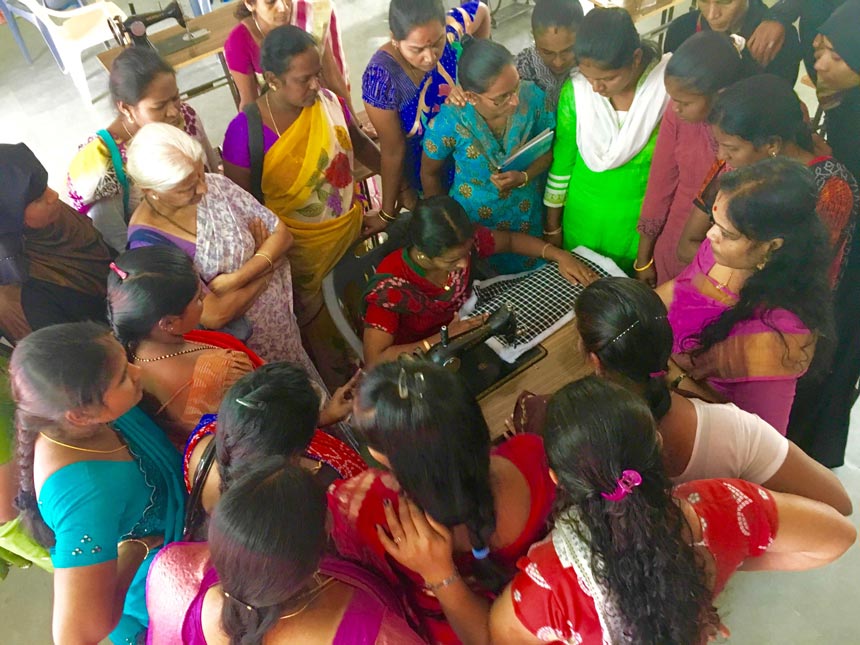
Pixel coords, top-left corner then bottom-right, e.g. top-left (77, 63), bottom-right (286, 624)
top-left (573, 54), bottom-right (671, 173)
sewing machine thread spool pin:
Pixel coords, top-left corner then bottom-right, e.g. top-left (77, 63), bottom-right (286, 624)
top-left (440, 325), bottom-right (449, 347)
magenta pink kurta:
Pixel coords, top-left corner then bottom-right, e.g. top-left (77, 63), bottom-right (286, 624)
top-left (637, 105), bottom-right (716, 284)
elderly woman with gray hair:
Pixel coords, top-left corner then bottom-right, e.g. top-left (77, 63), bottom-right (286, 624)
top-left (125, 122), bottom-right (319, 381)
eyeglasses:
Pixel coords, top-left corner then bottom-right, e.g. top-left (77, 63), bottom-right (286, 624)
top-left (483, 80), bottom-right (520, 107)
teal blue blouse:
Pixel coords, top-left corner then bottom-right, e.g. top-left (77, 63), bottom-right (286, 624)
top-left (424, 81), bottom-right (556, 274)
top-left (37, 407), bottom-right (185, 644)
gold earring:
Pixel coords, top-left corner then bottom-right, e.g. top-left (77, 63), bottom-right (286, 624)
top-left (770, 150), bottom-right (777, 157)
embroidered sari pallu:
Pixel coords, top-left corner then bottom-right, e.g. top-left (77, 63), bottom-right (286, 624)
top-left (668, 241), bottom-right (815, 434)
top-left (262, 89), bottom-right (363, 320)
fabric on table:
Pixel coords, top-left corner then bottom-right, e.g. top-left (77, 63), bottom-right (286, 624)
top-left (676, 398), bottom-right (789, 483)
top-left (515, 46), bottom-right (569, 107)
top-left (664, 0), bottom-right (802, 85)
top-left (360, 1), bottom-right (479, 190)
top-left (460, 247), bottom-right (625, 363)
top-left (362, 226), bottom-right (495, 345)
top-left (67, 103), bottom-right (219, 251)
top-left (423, 81), bottom-right (555, 273)
top-left (510, 479), bottom-right (778, 643)
top-left (637, 106), bottom-right (717, 284)
top-left (328, 433), bottom-right (555, 644)
top-left (544, 79), bottom-right (662, 272)
top-left (667, 239), bottom-right (814, 433)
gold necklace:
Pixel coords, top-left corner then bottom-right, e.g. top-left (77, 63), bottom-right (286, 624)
top-left (39, 432), bottom-right (126, 454)
top-left (715, 270), bottom-right (735, 293)
top-left (265, 92), bottom-right (282, 137)
top-left (278, 575), bottom-right (335, 620)
top-left (132, 343), bottom-right (213, 363)
top-left (145, 197), bottom-right (197, 237)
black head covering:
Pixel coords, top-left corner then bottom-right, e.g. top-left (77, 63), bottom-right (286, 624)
top-left (0, 143), bottom-right (48, 284)
top-left (820, 0), bottom-right (860, 74)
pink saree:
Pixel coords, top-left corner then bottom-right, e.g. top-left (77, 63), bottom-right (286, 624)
top-left (145, 544), bottom-right (423, 645)
top-left (667, 239), bottom-right (815, 434)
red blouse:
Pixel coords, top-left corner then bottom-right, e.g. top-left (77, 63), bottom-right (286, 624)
top-left (510, 479), bottom-right (778, 643)
top-left (363, 226), bottom-right (496, 345)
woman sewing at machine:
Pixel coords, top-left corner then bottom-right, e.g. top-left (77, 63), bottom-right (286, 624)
top-left (361, 196), bottom-right (597, 366)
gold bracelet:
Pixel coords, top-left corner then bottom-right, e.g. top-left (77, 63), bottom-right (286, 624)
top-left (520, 171), bottom-right (529, 187)
top-left (253, 251), bottom-right (274, 271)
top-left (542, 226), bottom-right (562, 236)
top-left (424, 571), bottom-right (461, 592)
top-left (540, 242), bottom-right (552, 260)
top-left (633, 257), bottom-right (654, 272)
top-left (378, 209), bottom-right (398, 223)
top-left (119, 538), bottom-right (150, 561)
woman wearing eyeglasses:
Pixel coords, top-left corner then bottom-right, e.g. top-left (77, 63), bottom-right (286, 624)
top-left (421, 39), bottom-right (555, 274)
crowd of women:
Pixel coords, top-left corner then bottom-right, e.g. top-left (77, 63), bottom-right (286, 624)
top-left (1, 0), bottom-right (859, 642)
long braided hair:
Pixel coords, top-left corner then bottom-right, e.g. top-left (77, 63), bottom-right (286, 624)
top-left (9, 322), bottom-right (117, 546)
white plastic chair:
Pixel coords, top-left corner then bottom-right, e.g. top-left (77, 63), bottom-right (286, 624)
top-left (10, 0), bottom-right (126, 102)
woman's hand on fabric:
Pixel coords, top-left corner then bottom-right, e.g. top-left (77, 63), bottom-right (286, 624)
top-left (490, 171), bottom-right (527, 196)
top-left (319, 369), bottom-right (362, 426)
top-left (554, 254), bottom-right (598, 286)
top-left (377, 493), bottom-right (456, 581)
top-left (635, 263), bottom-right (657, 288)
top-left (248, 217), bottom-right (271, 250)
top-left (445, 85), bottom-right (469, 108)
top-left (207, 272), bottom-right (241, 295)
top-left (362, 211), bottom-right (389, 238)
top-left (747, 20), bottom-right (786, 67)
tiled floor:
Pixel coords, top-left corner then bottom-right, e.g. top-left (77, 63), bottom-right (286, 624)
top-left (0, 1), bottom-right (857, 643)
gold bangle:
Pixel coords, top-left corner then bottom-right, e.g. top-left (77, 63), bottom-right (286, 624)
top-left (540, 242), bottom-right (552, 260)
top-left (119, 538), bottom-right (150, 561)
top-left (542, 226), bottom-right (562, 236)
top-left (378, 209), bottom-right (398, 223)
top-left (424, 571), bottom-right (461, 592)
top-left (520, 171), bottom-right (529, 187)
top-left (253, 252), bottom-right (274, 271)
top-left (633, 257), bottom-right (654, 272)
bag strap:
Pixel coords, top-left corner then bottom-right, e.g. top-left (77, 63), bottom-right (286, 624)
top-left (96, 129), bottom-right (130, 221)
top-left (243, 103), bottom-right (265, 204)
top-left (182, 437), bottom-right (217, 541)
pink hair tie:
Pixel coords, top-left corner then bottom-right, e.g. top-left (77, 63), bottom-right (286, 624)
top-left (109, 262), bottom-right (128, 280)
top-left (601, 470), bottom-right (643, 502)
top-left (649, 370), bottom-right (667, 378)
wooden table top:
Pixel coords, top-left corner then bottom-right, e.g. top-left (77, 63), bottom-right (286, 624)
top-left (591, 0), bottom-right (688, 22)
top-left (97, 3), bottom-right (238, 72)
top-left (479, 322), bottom-right (593, 439)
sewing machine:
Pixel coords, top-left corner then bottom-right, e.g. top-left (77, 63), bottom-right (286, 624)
top-left (420, 304), bottom-right (546, 398)
top-left (109, 2), bottom-right (209, 55)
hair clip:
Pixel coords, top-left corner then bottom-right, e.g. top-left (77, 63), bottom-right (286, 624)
top-left (235, 396), bottom-right (265, 411)
top-left (608, 319), bottom-right (639, 345)
top-left (649, 370), bottom-right (668, 378)
top-left (398, 368), bottom-right (409, 399)
top-left (471, 546), bottom-right (490, 560)
top-left (601, 469), bottom-right (643, 502)
top-left (654, 315), bottom-right (667, 321)
top-left (109, 262), bottom-right (128, 280)
top-left (223, 591), bottom-right (254, 611)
